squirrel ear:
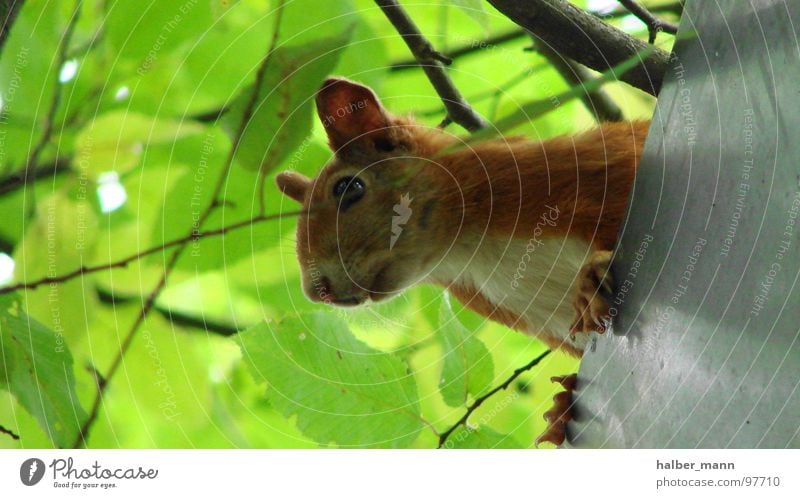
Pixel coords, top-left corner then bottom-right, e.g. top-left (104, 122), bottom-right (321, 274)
top-left (316, 77), bottom-right (396, 158)
top-left (276, 171), bottom-right (311, 203)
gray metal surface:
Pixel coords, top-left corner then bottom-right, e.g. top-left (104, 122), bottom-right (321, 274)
top-left (569, 0), bottom-right (800, 448)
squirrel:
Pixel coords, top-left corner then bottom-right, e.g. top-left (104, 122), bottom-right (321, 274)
top-left (276, 77), bottom-right (648, 446)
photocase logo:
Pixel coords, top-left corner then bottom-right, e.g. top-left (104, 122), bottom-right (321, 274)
top-left (20, 458), bottom-right (45, 486)
top-left (390, 193), bottom-right (413, 250)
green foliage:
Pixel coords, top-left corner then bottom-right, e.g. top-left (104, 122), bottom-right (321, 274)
top-left (0, 0), bottom-right (661, 449)
top-left (239, 313), bottom-right (424, 448)
top-left (222, 30), bottom-right (352, 172)
top-left (438, 293), bottom-right (494, 407)
top-left (75, 111), bottom-right (206, 179)
top-left (0, 294), bottom-right (86, 448)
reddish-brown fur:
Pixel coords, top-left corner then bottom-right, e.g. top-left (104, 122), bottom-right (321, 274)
top-left (429, 121), bottom-right (647, 251)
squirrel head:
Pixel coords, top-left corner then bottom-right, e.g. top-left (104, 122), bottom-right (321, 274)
top-left (276, 77), bottom-right (458, 307)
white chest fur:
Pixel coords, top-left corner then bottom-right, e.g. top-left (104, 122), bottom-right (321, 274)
top-left (432, 234), bottom-right (591, 351)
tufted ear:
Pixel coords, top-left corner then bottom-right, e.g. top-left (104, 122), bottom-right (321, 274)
top-left (276, 171), bottom-right (311, 203)
top-left (316, 77), bottom-right (399, 159)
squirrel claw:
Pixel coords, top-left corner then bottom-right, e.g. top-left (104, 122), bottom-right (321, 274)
top-left (571, 250), bottom-right (613, 335)
top-left (535, 374), bottom-right (577, 447)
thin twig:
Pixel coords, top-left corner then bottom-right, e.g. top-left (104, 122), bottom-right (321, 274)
top-left (71, 1), bottom-right (288, 447)
top-left (438, 349), bottom-right (551, 448)
top-left (374, 0), bottom-right (487, 132)
top-left (618, 0), bottom-right (678, 43)
top-left (0, 423), bottom-right (20, 441)
top-left (531, 39), bottom-right (624, 122)
top-left (418, 65), bottom-right (542, 118)
top-left (390, 29), bottom-right (524, 72)
top-left (0, 158), bottom-right (70, 196)
top-left (0, 210), bottom-right (304, 295)
top-left (22, 0), bottom-right (82, 218)
top-left (96, 286), bottom-right (243, 336)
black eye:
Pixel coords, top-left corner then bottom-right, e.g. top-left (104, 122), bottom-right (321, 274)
top-left (332, 176), bottom-right (365, 211)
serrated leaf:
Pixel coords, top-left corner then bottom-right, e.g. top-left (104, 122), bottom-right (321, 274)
top-left (438, 292), bottom-right (494, 407)
top-left (0, 294), bottom-right (87, 448)
top-left (238, 312), bottom-right (425, 448)
top-left (223, 30), bottom-right (352, 171)
top-left (75, 111), bottom-right (206, 179)
top-left (450, 0), bottom-right (490, 31)
top-left (443, 425), bottom-right (519, 449)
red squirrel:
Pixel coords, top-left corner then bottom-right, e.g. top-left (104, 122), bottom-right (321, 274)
top-left (276, 77), bottom-right (648, 446)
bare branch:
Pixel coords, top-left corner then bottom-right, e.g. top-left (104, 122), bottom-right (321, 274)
top-left (0, 423), bottom-right (20, 441)
top-left (0, 158), bottom-right (70, 196)
top-left (438, 349), bottom-right (551, 448)
top-left (71, 1), bottom-right (289, 448)
top-left (531, 39), bottom-right (624, 122)
top-left (390, 2), bottom-right (682, 71)
top-left (22, 0), bottom-right (82, 218)
top-left (0, 210), bottom-right (304, 295)
top-left (618, 0), bottom-right (678, 43)
top-left (486, 0), bottom-right (671, 96)
top-left (390, 29), bottom-right (524, 72)
top-left (96, 287), bottom-right (242, 336)
top-left (374, 0), bottom-right (488, 132)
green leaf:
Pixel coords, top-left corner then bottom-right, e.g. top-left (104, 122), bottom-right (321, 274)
top-left (443, 425), bottom-right (519, 449)
top-left (438, 293), bottom-right (494, 407)
top-left (0, 294), bottom-right (87, 448)
top-left (450, 0), bottom-right (490, 31)
top-left (238, 312), bottom-right (426, 447)
top-left (75, 111), bottom-right (206, 179)
top-left (467, 44), bottom-right (658, 144)
top-left (105, 0), bottom-right (214, 65)
top-left (0, 1), bottom-right (74, 169)
top-left (222, 29), bottom-right (352, 171)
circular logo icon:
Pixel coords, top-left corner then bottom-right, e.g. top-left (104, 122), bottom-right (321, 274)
top-left (20, 458), bottom-right (45, 486)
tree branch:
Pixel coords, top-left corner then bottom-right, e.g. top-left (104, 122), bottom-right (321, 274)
top-left (618, 0), bottom-right (678, 43)
top-left (0, 422), bottom-right (20, 441)
top-left (22, 0), bottom-right (81, 218)
top-left (438, 349), bottom-right (551, 448)
top-left (374, 0), bottom-right (487, 132)
top-left (390, 28), bottom-right (524, 72)
top-left (531, 39), bottom-right (623, 122)
top-left (486, 0), bottom-right (671, 96)
top-left (70, 1), bottom-right (289, 448)
top-left (0, 210), bottom-right (304, 295)
top-left (389, 2), bottom-right (682, 71)
top-left (0, 158), bottom-right (70, 196)
top-left (96, 287), bottom-right (243, 336)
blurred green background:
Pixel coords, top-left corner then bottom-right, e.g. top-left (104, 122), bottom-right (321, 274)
top-left (0, 0), bottom-right (670, 448)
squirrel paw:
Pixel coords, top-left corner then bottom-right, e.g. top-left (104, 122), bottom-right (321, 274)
top-left (535, 374), bottom-right (577, 447)
top-left (570, 250), bottom-right (613, 335)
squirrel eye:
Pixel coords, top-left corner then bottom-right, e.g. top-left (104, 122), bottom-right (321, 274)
top-left (332, 176), bottom-right (365, 210)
